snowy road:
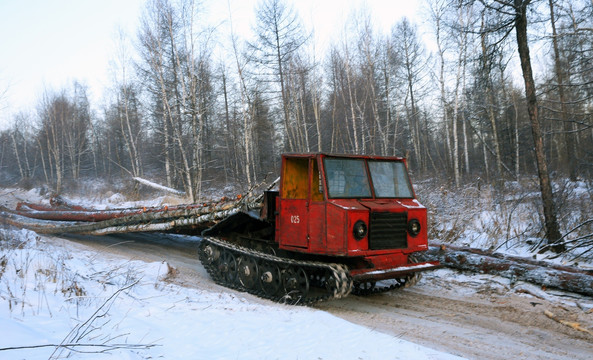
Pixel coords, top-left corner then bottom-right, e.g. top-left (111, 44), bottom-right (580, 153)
top-left (315, 274), bottom-right (593, 360)
top-left (61, 232), bottom-right (593, 360)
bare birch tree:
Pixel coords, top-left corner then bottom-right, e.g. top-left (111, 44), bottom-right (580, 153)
top-left (392, 18), bottom-right (429, 171)
top-left (249, 0), bottom-right (309, 152)
top-left (109, 28), bottom-right (143, 179)
top-left (9, 112), bottom-right (33, 182)
top-left (37, 87), bottom-right (90, 193)
top-left (138, 0), bottom-right (213, 202)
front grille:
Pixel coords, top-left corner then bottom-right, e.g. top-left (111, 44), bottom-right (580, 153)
top-left (368, 212), bottom-right (408, 250)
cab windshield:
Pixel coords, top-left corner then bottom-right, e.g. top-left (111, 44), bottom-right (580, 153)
top-left (323, 158), bottom-right (413, 199)
top-left (368, 161), bottom-right (413, 198)
top-left (324, 158), bottom-right (371, 198)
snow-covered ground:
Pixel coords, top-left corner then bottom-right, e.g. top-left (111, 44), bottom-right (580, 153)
top-left (417, 178), bottom-right (593, 269)
top-left (0, 228), bottom-right (463, 360)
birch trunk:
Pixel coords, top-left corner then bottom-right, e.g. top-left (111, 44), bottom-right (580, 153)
top-left (480, 15), bottom-right (503, 179)
top-left (548, 0), bottom-right (576, 180)
top-left (10, 130), bottom-right (24, 180)
top-left (451, 5), bottom-right (470, 186)
top-left (345, 57), bottom-right (360, 153)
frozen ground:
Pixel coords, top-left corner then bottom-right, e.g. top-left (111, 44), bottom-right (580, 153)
top-left (0, 227), bottom-right (464, 360)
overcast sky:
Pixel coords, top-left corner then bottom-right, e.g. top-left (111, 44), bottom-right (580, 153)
top-left (0, 0), bottom-right (422, 130)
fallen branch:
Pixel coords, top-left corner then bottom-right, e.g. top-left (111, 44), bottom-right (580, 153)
top-left (0, 343), bottom-right (159, 352)
top-left (430, 242), bottom-right (593, 275)
top-left (133, 177), bottom-right (185, 196)
top-left (49, 280), bottom-right (141, 359)
top-left (544, 310), bottom-right (593, 337)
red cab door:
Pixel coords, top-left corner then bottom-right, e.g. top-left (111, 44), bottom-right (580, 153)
top-left (277, 156), bottom-right (310, 249)
top-left (277, 198), bottom-right (308, 248)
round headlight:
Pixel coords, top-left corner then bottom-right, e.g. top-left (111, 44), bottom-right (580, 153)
top-left (353, 220), bottom-right (368, 240)
top-left (407, 219), bottom-right (421, 237)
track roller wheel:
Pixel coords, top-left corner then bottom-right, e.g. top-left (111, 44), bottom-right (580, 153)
top-left (353, 281), bottom-right (376, 295)
top-left (323, 269), bottom-right (339, 297)
top-left (199, 243), bottom-right (220, 265)
top-left (282, 266), bottom-right (309, 302)
top-left (238, 256), bottom-right (258, 289)
top-left (259, 261), bottom-right (282, 296)
top-left (219, 250), bottom-right (238, 285)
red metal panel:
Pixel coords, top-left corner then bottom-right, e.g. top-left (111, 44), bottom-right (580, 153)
top-left (328, 199), bottom-right (368, 211)
top-left (360, 252), bottom-right (408, 270)
top-left (325, 200), bottom-right (369, 254)
top-left (358, 200), bottom-right (405, 212)
top-left (325, 203), bottom-right (347, 254)
top-left (277, 199), bottom-right (308, 248)
top-left (307, 202), bottom-right (326, 253)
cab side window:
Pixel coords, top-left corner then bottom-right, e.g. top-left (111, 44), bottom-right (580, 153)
top-left (282, 158), bottom-right (309, 199)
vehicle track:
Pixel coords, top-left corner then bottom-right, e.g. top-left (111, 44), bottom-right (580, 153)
top-left (58, 233), bottom-right (593, 360)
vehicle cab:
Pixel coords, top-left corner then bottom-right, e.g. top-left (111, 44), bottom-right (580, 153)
top-left (275, 153), bottom-right (432, 277)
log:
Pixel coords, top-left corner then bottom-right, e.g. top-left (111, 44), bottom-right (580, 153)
top-left (49, 195), bottom-right (93, 211)
top-left (430, 242), bottom-right (593, 276)
top-left (16, 201), bottom-right (88, 212)
top-left (423, 242), bottom-right (593, 297)
top-left (12, 204), bottom-right (152, 222)
top-left (79, 207), bottom-right (243, 236)
top-left (14, 196), bottom-right (91, 212)
top-left (0, 210), bottom-right (81, 232)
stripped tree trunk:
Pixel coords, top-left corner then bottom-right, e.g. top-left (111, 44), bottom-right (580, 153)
top-left (423, 242), bottom-right (593, 297)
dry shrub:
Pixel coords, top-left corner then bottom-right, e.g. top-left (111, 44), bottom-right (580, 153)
top-left (0, 256), bottom-right (6, 281)
top-left (547, 179), bottom-right (593, 261)
top-left (416, 177), bottom-right (543, 249)
top-left (158, 262), bottom-right (179, 283)
top-left (62, 280), bottom-right (86, 298)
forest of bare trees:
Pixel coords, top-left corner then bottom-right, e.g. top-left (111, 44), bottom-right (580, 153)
top-left (1, 0), bottom-right (593, 246)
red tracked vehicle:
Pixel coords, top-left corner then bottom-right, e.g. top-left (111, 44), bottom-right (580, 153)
top-left (198, 153), bottom-right (440, 304)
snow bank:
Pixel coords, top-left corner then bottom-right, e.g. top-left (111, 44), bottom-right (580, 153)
top-left (0, 228), bottom-right (463, 359)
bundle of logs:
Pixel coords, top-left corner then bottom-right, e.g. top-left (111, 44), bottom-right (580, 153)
top-left (0, 194), bottom-right (263, 236)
